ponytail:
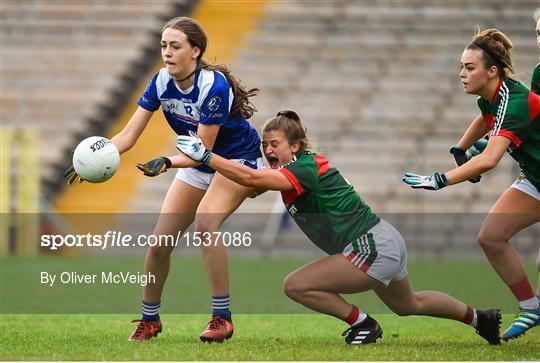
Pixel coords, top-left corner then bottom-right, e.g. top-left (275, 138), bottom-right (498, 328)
top-left (467, 27), bottom-right (515, 78)
top-left (263, 110), bottom-right (312, 152)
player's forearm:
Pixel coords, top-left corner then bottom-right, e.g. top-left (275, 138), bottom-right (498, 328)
top-left (456, 114), bottom-right (490, 150)
top-left (445, 154), bottom-right (497, 185)
top-left (111, 134), bottom-right (135, 154)
top-left (111, 107), bottom-right (153, 154)
top-left (167, 153), bottom-right (200, 168)
top-left (207, 153), bottom-right (255, 187)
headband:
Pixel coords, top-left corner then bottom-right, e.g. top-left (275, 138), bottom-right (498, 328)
top-left (472, 41), bottom-right (505, 70)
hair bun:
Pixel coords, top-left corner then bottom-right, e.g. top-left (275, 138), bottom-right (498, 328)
top-left (276, 110), bottom-right (300, 122)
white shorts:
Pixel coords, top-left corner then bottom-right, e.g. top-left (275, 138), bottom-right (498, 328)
top-left (511, 174), bottom-right (540, 201)
top-left (342, 219), bottom-right (408, 286)
top-left (175, 157), bottom-right (263, 191)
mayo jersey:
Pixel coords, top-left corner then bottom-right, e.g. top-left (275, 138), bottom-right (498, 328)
top-left (138, 68), bottom-right (261, 173)
top-left (477, 78), bottom-right (540, 189)
top-left (532, 63), bottom-right (540, 95)
top-left (278, 151), bottom-right (380, 255)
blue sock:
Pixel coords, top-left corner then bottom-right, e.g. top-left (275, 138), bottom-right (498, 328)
top-left (212, 295), bottom-right (231, 321)
top-left (142, 300), bottom-right (160, 321)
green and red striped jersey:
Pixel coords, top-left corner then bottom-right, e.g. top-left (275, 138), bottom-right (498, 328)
top-left (278, 150), bottom-right (380, 255)
top-left (532, 63), bottom-right (540, 95)
top-left (477, 77), bottom-right (540, 190)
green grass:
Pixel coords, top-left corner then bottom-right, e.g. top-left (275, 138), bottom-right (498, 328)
top-left (1, 257), bottom-right (537, 313)
top-left (1, 314), bottom-right (539, 361)
top-left (1, 257), bottom-right (539, 360)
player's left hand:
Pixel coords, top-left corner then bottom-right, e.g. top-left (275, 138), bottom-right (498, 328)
top-left (136, 157), bottom-right (172, 176)
top-left (64, 165), bottom-right (84, 185)
top-left (402, 172), bottom-right (448, 190)
top-left (177, 132), bottom-right (212, 165)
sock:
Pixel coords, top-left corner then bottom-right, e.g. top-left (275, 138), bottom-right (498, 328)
top-left (141, 300), bottom-right (160, 321)
top-left (461, 306), bottom-right (478, 328)
top-left (212, 295), bottom-right (231, 321)
top-left (509, 278), bottom-right (540, 310)
top-left (519, 296), bottom-right (540, 310)
top-left (344, 305), bottom-right (367, 326)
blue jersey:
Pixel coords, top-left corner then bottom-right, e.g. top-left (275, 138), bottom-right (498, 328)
top-left (138, 68), bottom-right (261, 173)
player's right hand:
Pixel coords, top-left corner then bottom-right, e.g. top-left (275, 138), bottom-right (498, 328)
top-left (64, 165), bottom-right (83, 185)
top-left (177, 131), bottom-right (213, 165)
top-left (136, 157), bottom-right (172, 177)
top-left (402, 172), bottom-right (448, 190)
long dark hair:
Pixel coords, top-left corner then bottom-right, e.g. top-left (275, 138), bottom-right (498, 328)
top-left (163, 17), bottom-right (259, 120)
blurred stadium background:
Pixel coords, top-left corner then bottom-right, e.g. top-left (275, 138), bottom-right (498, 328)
top-left (1, 0), bottom-right (538, 259)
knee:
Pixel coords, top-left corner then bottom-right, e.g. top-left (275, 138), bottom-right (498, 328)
top-left (387, 295), bottom-right (421, 317)
top-left (390, 305), bottom-right (415, 317)
top-left (194, 215), bottom-right (222, 234)
top-left (476, 229), bottom-right (501, 251)
top-left (147, 245), bottom-right (173, 260)
top-left (283, 273), bottom-right (306, 301)
top-left (194, 219), bottom-right (213, 234)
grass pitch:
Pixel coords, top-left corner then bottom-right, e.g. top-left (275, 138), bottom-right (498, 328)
top-left (1, 257), bottom-right (539, 360)
top-left (1, 314), bottom-right (539, 361)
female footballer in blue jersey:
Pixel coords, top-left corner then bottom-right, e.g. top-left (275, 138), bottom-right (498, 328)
top-left (65, 17), bottom-right (261, 343)
top-left (403, 28), bottom-right (540, 341)
top-left (177, 110), bottom-right (502, 345)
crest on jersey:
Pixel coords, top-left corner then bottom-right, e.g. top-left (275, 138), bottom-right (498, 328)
top-left (207, 96), bottom-right (221, 111)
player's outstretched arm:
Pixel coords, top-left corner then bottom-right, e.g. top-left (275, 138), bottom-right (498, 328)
top-left (209, 154), bottom-right (293, 192)
top-left (449, 114), bottom-right (490, 183)
top-left (445, 135), bottom-right (509, 185)
top-left (135, 119), bottom-right (223, 175)
top-left (111, 107), bottom-right (154, 154)
top-left (177, 134), bottom-right (294, 192)
top-left (403, 136), bottom-right (509, 190)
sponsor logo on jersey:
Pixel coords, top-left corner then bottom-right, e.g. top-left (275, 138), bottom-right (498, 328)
top-left (288, 204), bottom-right (298, 216)
top-left (207, 96), bottom-right (221, 111)
top-left (163, 99), bottom-right (197, 114)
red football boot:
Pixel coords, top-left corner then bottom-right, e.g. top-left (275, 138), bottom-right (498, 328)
top-left (129, 319), bottom-right (162, 341)
top-left (199, 316), bottom-right (234, 343)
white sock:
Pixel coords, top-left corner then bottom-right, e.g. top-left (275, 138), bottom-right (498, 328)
top-left (519, 296), bottom-right (540, 310)
top-left (470, 310), bottom-right (478, 328)
top-left (350, 312), bottom-right (368, 326)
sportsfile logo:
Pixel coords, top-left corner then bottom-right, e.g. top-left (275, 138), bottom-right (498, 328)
top-left (40, 231), bottom-right (253, 250)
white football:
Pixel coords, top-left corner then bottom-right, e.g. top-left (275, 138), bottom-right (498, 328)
top-left (72, 136), bottom-right (120, 183)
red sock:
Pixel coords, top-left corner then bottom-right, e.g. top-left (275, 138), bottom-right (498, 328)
top-left (509, 277), bottom-right (535, 301)
top-left (461, 305), bottom-right (474, 324)
top-left (344, 305), bottom-right (359, 325)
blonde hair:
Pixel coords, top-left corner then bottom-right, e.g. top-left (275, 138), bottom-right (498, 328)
top-left (467, 27), bottom-right (515, 78)
top-left (534, 7), bottom-right (540, 22)
top-left (263, 110), bottom-right (312, 152)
